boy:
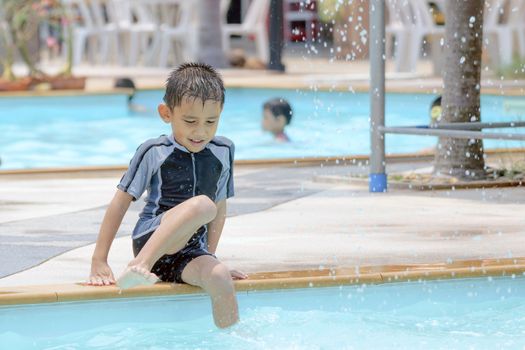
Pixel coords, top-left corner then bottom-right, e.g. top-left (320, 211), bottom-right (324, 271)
top-left (262, 98), bottom-right (293, 142)
top-left (88, 63), bottom-right (246, 328)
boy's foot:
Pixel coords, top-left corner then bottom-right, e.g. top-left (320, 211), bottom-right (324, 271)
top-left (116, 266), bottom-right (160, 289)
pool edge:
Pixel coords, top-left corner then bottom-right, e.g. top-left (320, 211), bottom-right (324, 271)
top-left (0, 83), bottom-right (522, 97)
top-left (1, 148), bottom-right (524, 176)
top-left (1, 257), bottom-right (524, 306)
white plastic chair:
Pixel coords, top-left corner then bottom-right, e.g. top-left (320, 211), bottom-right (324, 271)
top-left (222, 0), bottom-right (270, 63)
top-left (385, 0), bottom-right (410, 64)
top-left (483, 0), bottom-right (525, 66)
top-left (483, 0), bottom-right (515, 66)
top-left (510, 0), bottom-right (525, 59)
top-left (402, 0), bottom-right (445, 72)
top-left (106, 0), bottom-right (159, 66)
top-left (61, 0), bottom-right (120, 65)
top-left (135, 0), bottom-right (195, 67)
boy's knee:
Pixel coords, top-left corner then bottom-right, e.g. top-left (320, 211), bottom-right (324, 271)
top-left (189, 195), bottom-right (217, 222)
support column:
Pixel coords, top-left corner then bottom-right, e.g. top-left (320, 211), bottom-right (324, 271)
top-left (369, 0), bottom-right (387, 192)
top-left (268, 0), bottom-right (285, 71)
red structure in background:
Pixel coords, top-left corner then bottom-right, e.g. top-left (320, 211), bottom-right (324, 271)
top-left (284, 0), bottom-right (319, 42)
top-left (227, 0), bottom-right (320, 43)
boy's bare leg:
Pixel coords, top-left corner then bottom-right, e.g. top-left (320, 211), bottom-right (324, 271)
top-left (181, 255), bottom-right (238, 328)
top-left (117, 195), bottom-right (217, 289)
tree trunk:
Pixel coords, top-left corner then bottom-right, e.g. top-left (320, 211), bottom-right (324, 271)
top-left (197, 0), bottom-right (227, 68)
top-left (433, 0), bottom-right (485, 179)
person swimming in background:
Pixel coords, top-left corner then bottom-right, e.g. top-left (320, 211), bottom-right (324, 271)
top-left (114, 77), bottom-right (147, 113)
top-left (417, 95), bottom-right (442, 154)
top-left (262, 98), bottom-right (293, 142)
top-left (430, 95), bottom-right (442, 125)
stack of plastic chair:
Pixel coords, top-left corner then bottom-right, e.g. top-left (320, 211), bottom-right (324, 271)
top-left (509, 0), bottom-right (525, 59)
top-left (138, 0), bottom-right (196, 67)
top-left (61, 0), bottom-right (120, 65)
top-left (385, 0), bottom-right (410, 66)
top-left (221, 0), bottom-right (270, 63)
top-left (398, 0), bottom-right (445, 72)
top-left (484, 0), bottom-right (525, 66)
top-left (106, 0), bottom-right (159, 66)
top-left (484, 0), bottom-right (515, 66)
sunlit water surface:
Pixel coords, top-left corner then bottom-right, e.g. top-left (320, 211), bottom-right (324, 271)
top-left (0, 89), bottom-right (523, 169)
top-left (1, 276), bottom-right (525, 349)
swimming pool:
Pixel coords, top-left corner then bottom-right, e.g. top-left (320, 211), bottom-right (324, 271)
top-left (1, 276), bottom-right (524, 349)
top-left (0, 89), bottom-right (524, 169)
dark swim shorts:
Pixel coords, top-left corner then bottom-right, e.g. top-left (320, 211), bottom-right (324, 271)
top-left (132, 231), bottom-right (214, 284)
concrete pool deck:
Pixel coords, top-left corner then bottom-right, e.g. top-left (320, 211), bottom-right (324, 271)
top-left (1, 156), bottom-right (525, 290)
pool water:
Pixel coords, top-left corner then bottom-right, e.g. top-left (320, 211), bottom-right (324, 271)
top-left (0, 89), bottom-right (524, 169)
top-left (1, 276), bottom-right (524, 349)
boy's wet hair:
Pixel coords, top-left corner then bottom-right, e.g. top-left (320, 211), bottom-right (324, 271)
top-left (163, 62), bottom-right (225, 109)
top-left (263, 98), bottom-right (293, 125)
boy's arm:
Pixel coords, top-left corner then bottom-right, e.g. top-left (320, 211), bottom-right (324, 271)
top-left (88, 189), bottom-right (133, 285)
top-left (207, 199), bottom-right (227, 255)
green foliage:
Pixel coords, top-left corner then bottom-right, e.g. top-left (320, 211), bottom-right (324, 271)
top-left (0, 0), bottom-right (72, 79)
top-left (317, 0), bottom-right (345, 22)
top-left (507, 159), bottom-right (525, 174)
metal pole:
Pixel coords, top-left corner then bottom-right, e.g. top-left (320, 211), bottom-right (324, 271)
top-left (268, 0), bottom-right (285, 71)
top-left (369, 0), bottom-right (386, 192)
top-left (430, 121), bottom-right (525, 130)
top-left (380, 126), bottom-right (525, 141)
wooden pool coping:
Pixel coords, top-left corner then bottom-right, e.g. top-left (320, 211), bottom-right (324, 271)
top-left (1, 257), bottom-right (524, 306)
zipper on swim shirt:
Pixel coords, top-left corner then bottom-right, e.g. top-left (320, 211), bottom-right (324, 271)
top-left (191, 153), bottom-right (196, 196)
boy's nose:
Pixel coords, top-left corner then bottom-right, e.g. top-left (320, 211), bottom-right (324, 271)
top-left (193, 131), bottom-right (207, 139)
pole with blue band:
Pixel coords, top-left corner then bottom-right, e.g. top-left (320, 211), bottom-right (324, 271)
top-left (369, 0), bottom-right (387, 192)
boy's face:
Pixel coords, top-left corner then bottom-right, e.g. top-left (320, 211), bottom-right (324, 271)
top-left (159, 97), bottom-right (222, 153)
top-left (262, 108), bottom-right (286, 134)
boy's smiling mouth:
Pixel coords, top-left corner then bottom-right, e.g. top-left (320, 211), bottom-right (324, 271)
top-left (189, 138), bottom-right (205, 146)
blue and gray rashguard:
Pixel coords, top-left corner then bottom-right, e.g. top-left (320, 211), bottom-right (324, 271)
top-left (117, 134), bottom-right (234, 271)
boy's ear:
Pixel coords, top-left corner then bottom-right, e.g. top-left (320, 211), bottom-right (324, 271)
top-left (158, 104), bottom-right (171, 123)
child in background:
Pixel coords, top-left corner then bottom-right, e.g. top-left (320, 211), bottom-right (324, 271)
top-left (430, 95), bottom-right (442, 124)
top-left (262, 98), bottom-right (293, 142)
top-left (114, 77), bottom-right (147, 113)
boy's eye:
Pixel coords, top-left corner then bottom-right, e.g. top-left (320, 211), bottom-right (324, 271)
top-left (206, 120), bottom-right (216, 124)
top-left (184, 120), bottom-right (196, 124)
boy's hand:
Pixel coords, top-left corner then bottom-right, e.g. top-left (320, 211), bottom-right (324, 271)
top-left (87, 260), bottom-right (116, 286)
top-left (230, 269), bottom-right (247, 280)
